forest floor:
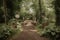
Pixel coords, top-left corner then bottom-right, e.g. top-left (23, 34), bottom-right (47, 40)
top-left (9, 21), bottom-right (50, 40)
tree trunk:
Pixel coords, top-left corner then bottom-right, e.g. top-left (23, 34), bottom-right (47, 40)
top-left (55, 0), bottom-right (60, 26)
top-left (3, 0), bottom-right (7, 24)
top-left (38, 0), bottom-right (43, 24)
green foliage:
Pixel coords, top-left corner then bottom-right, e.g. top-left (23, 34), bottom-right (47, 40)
top-left (6, 0), bottom-right (22, 18)
top-left (20, 0), bottom-right (38, 20)
top-left (38, 23), bottom-right (60, 40)
top-left (0, 0), bottom-right (22, 23)
top-left (0, 24), bottom-right (18, 40)
top-left (20, 13), bottom-right (33, 20)
top-left (40, 0), bottom-right (56, 24)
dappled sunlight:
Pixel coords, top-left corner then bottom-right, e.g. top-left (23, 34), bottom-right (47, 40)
top-left (0, 0), bottom-right (60, 40)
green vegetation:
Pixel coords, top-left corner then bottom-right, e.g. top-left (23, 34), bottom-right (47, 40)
top-left (0, 0), bottom-right (60, 40)
top-left (37, 23), bottom-right (60, 40)
top-left (0, 24), bottom-right (19, 40)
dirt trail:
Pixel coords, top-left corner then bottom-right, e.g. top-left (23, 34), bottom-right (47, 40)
top-left (10, 20), bottom-right (50, 40)
top-left (12, 30), bottom-right (50, 40)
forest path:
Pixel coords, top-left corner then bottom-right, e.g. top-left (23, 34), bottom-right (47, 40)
top-left (10, 20), bottom-right (50, 40)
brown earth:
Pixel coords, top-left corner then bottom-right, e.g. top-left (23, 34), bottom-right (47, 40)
top-left (9, 20), bottom-right (50, 40)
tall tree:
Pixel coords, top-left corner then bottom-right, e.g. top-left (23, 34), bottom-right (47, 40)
top-left (55, 0), bottom-right (60, 26)
top-left (3, 0), bottom-right (7, 24)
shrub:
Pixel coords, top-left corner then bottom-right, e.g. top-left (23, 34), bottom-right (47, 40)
top-left (38, 23), bottom-right (60, 40)
top-left (0, 24), bottom-right (18, 40)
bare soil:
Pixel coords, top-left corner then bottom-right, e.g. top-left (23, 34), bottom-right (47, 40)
top-left (9, 20), bottom-right (50, 40)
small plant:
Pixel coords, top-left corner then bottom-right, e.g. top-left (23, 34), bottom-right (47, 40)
top-left (0, 24), bottom-right (18, 40)
top-left (38, 23), bottom-right (60, 40)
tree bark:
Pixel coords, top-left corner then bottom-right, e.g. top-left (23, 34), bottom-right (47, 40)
top-left (3, 0), bottom-right (7, 24)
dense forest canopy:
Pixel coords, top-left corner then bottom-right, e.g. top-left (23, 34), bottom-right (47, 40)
top-left (0, 0), bottom-right (60, 40)
top-left (0, 0), bottom-right (60, 25)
